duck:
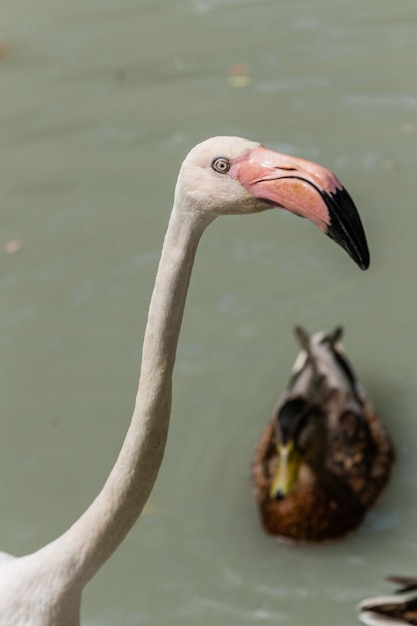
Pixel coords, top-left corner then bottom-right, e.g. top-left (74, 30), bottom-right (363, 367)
top-left (252, 325), bottom-right (394, 542)
top-left (358, 576), bottom-right (417, 625)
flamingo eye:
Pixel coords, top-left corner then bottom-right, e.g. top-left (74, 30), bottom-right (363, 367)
top-left (211, 157), bottom-right (230, 174)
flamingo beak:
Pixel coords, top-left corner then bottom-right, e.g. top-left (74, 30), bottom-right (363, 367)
top-left (228, 146), bottom-right (370, 270)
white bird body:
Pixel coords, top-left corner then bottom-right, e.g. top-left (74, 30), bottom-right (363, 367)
top-left (0, 136), bottom-right (369, 625)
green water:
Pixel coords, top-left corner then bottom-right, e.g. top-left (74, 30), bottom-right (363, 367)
top-left (1, 1), bottom-right (417, 624)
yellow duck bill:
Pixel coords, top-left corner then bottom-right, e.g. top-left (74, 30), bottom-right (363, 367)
top-left (269, 440), bottom-right (302, 500)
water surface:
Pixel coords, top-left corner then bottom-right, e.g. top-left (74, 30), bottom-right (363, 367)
top-left (1, 1), bottom-right (417, 624)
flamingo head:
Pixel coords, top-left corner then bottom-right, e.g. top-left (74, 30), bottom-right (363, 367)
top-left (176, 136), bottom-right (369, 270)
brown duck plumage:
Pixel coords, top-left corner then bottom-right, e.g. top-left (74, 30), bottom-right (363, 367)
top-left (252, 326), bottom-right (394, 543)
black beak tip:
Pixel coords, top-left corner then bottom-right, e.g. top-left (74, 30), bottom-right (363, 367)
top-left (275, 490), bottom-right (285, 501)
top-left (323, 188), bottom-right (370, 271)
top-left (356, 246), bottom-right (370, 271)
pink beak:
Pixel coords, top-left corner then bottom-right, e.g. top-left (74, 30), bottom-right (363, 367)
top-left (228, 146), bottom-right (369, 270)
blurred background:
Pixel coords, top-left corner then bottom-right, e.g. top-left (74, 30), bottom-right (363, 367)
top-left (1, 0), bottom-right (417, 624)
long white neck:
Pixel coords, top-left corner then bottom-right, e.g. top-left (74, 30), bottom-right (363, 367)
top-left (35, 204), bottom-right (215, 589)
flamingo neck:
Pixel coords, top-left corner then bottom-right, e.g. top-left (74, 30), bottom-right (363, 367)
top-left (35, 205), bottom-right (214, 588)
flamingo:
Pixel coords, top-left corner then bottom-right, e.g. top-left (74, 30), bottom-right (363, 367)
top-left (0, 136), bottom-right (369, 625)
